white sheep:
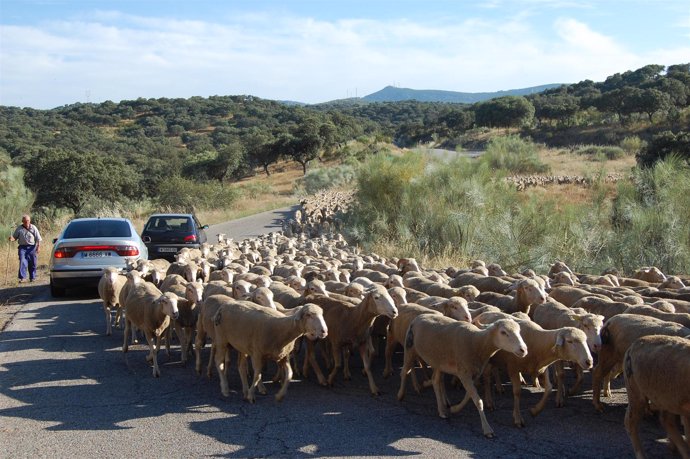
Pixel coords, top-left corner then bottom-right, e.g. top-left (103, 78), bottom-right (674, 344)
top-left (474, 278), bottom-right (547, 314)
top-left (122, 282), bottom-right (179, 377)
top-left (301, 284), bottom-right (398, 395)
top-left (591, 313), bottom-right (690, 412)
top-left (481, 319), bottom-right (592, 427)
top-left (623, 335), bottom-right (690, 459)
top-left (97, 267), bottom-right (127, 336)
top-left (397, 315), bottom-right (527, 438)
top-left (211, 298), bottom-right (328, 402)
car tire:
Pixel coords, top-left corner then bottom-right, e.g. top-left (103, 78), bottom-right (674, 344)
top-left (50, 279), bottom-right (66, 298)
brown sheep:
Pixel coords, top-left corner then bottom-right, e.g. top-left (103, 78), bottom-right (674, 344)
top-left (623, 335), bottom-right (690, 459)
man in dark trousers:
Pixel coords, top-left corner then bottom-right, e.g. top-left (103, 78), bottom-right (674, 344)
top-left (9, 214), bottom-right (42, 283)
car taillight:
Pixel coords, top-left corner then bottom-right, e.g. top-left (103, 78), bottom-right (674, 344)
top-left (116, 246), bottom-right (139, 257)
top-left (183, 235), bottom-right (197, 243)
top-left (53, 247), bottom-right (74, 258)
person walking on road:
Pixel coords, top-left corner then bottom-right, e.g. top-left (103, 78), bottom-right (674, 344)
top-left (8, 214), bottom-right (42, 283)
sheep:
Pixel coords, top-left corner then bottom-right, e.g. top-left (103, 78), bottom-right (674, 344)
top-left (623, 335), bottom-right (690, 459)
top-left (659, 276), bottom-right (686, 290)
top-left (449, 272), bottom-right (513, 294)
top-left (622, 304), bottom-right (690, 328)
top-left (571, 295), bottom-right (631, 321)
top-left (208, 267), bottom-right (234, 283)
top-left (122, 282), bottom-right (179, 377)
top-left (482, 319), bottom-right (593, 427)
top-left (159, 273), bottom-right (188, 298)
top-left (170, 280), bottom-right (204, 365)
top-left (549, 285), bottom-right (609, 307)
top-left (591, 313), bottom-right (690, 412)
top-left (212, 298), bottom-right (328, 402)
top-left (531, 301), bottom-right (605, 405)
top-left (404, 275), bottom-right (468, 299)
top-left (269, 279), bottom-right (329, 309)
top-left (97, 267), bottom-right (127, 336)
top-left (300, 284), bottom-right (398, 395)
top-left (474, 278), bottom-right (547, 315)
top-left (397, 315), bottom-right (527, 438)
top-left (633, 266), bottom-right (666, 283)
top-left (166, 260), bottom-right (198, 282)
top-left (548, 261), bottom-right (574, 277)
top-left (382, 303), bottom-right (445, 380)
top-left (552, 271), bottom-right (577, 286)
top-left (416, 296), bottom-right (472, 322)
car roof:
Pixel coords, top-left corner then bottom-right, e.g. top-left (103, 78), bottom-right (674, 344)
top-left (147, 214), bottom-right (195, 218)
top-left (68, 217), bottom-right (133, 223)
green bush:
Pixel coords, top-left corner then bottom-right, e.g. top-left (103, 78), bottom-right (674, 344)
top-left (620, 136), bottom-right (646, 156)
top-left (480, 135), bottom-right (550, 174)
top-left (0, 163), bottom-right (35, 233)
top-left (574, 145), bottom-right (626, 160)
top-left (157, 176), bottom-right (240, 212)
top-left (295, 164), bottom-right (357, 195)
top-left (344, 151), bottom-right (690, 274)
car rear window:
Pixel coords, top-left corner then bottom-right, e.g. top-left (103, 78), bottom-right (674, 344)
top-left (63, 220), bottom-right (132, 238)
top-left (144, 217), bottom-right (193, 232)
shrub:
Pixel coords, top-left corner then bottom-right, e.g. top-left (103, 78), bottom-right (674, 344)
top-left (480, 135), bottom-right (550, 174)
top-left (157, 176), bottom-right (240, 212)
top-left (295, 164), bottom-right (357, 195)
top-left (574, 145), bottom-right (626, 160)
top-left (620, 136), bottom-right (646, 156)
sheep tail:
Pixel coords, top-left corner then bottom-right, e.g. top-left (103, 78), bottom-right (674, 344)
top-left (213, 309), bottom-right (222, 327)
top-left (404, 325), bottom-right (415, 350)
top-left (624, 350), bottom-right (633, 379)
top-left (600, 323), bottom-right (611, 345)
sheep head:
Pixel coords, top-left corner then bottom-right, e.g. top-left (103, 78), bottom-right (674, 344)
top-left (366, 285), bottom-right (398, 319)
top-left (158, 292), bottom-right (179, 320)
top-left (295, 303), bottom-right (328, 340)
top-left (553, 327), bottom-right (592, 370)
top-left (491, 319), bottom-right (527, 358)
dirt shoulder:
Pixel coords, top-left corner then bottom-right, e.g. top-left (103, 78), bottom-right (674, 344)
top-left (0, 274), bottom-right (49, 332)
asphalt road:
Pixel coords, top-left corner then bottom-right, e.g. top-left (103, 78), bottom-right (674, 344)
top-left (0, 207), bottom-right (675, 458)
top-left (206, 205), bottom-right (301, 243)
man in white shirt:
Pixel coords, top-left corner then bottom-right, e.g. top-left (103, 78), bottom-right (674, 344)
top-left (9, 214), bottom-right (42, 283)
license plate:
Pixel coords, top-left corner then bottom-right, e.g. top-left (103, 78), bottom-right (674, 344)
top-left (158, 247), bottom-right (177, 253)
top-left (83, 251), bottom-right (111, 258)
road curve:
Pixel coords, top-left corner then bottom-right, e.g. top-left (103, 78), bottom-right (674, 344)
top-left (207, 204), bottom-right (300, 242)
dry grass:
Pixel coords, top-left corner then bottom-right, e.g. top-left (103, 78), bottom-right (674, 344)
top-left (538, 146), bottom-right (636, 177)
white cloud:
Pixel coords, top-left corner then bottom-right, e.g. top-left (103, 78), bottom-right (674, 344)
top-left (0, 10), bottom-right (688, 108)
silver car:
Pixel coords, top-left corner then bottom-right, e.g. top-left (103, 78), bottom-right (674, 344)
top-left (49, 217), bottom-right (148, 297)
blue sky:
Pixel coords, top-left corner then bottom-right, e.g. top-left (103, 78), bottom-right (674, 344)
top-left (1, 0), bottom-right (688, 109)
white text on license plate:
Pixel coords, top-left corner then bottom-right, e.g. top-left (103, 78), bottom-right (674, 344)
top-left (159, 247), bottom-right (177, 253)
top-left (83, 251), bottom-right (110, 258)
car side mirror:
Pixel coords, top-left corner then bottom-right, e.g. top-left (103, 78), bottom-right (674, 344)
top-left (52, 238), bottom-right (58, 243)
top-left (202, 225), bottom-right (209, 230)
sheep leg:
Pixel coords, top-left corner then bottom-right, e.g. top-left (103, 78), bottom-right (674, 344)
top-left (529, 369), bottom-right (553, 417)
top-left (458, 373), bottom-right (495, 438)
top-left (194, 326), bottom-right (206, 375)
top-left (482, 364), bottom-right (495, 411)
top-left (623, 376), bottom-right (646, 459)
top-left (207, 342), bottom-right (216, 379)
top-left (238, 354), bottom-right (251, 400)
top-left (215, 344), bottom-right (231, 397)
top-left (327, 345), bottom-right (343, 386)
top-left (659, 411), bottom-right (690, 459)
top-left (450, 391), bottom-right (472, 414)
top-left (275, 360), bottom-right (293, 403)
top-left (431, 369), bottom-right (449, 419)
top-left (123, 319), bottom-right (131, 353)
top-left (174, 322), bottom-right (187, 365)
top-left (554, 362), bottom-right (566, 407)
top-left (359, 341), bottom-right (380, 396)
top-left (397, 346), bottom-right (419, 401)
top-left (104, 303), bottom-right (112, 336)
top-left (114, 306), bottom-right (123, 329)
top-left (592, 350), bottom-right (616, 412)
top-left (343, 346), bottom-right (352, 380)
top-left (509, 370), bottom-right (525, 427)
top-left (382, 332), bottom-right (396, 378)
top-left (145, 332), bottom-right (160, 378)
top-left (246, 355), bottom-right (264, 403)
top-left (304, 340), bottom-right (327, 386)
top-left (568, 365), bottom-right (584, 396)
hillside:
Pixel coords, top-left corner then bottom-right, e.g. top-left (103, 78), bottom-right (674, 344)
top-left (360, 84), bottom-right (563, 103)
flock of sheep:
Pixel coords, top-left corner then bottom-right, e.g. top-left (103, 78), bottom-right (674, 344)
top-left (97, 226), bottom-right (690, 458)
top-left (505, 173), bottom-right (625, 191)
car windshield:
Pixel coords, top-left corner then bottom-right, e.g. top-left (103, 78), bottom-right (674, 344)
top-left (144, 217), bottom-right (193, 232)
top-left (63, 220), bottom-right (132, 239)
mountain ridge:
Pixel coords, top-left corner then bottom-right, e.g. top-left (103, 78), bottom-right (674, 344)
top-left (359, 84), bottom-right (563, 104)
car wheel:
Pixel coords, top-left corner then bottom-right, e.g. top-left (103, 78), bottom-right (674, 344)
top-left (50, 279), bottom-right (66, 298)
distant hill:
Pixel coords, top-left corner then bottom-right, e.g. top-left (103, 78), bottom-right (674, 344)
top-left (360, 84), bottom-right (563, 104)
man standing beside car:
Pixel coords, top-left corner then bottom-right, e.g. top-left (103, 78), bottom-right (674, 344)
top-left (8, 214), bottom-right (42, 283)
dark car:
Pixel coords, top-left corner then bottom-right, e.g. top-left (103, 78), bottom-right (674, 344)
top-left (141, 213), bottom-right (208, 261)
